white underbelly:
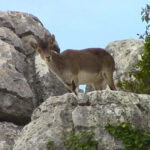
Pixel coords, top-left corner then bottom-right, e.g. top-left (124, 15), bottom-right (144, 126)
top-left (78, 71), bottom-right (102, 84)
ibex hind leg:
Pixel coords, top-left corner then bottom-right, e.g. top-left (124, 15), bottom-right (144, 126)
top-left (64, 82), bottom-right (76, 94)
top-left (103, 71), bottom-right (116, 90)
top-left (92, 79), bottom-right (103, 90)
top-left (65, 80), bottom-right (78, 95)
top-left (72, 80), bottom-right (78, 95)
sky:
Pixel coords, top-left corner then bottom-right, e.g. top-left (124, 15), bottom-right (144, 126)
top-left (0, 0), bottom-right (149, 50)
top-left (0, 0), bottom-right (149, 90)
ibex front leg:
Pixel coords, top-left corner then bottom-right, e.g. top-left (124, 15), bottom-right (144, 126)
top-left (65, 81), bottom-right (78, 95)
top-left (72, 80), bottom-right (78, 95)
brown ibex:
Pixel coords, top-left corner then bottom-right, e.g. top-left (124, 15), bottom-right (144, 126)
top-left (30, 34), bottom-right (116, 95)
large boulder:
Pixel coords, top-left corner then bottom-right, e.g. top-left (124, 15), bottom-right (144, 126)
top-left (106, 39), bottom-right (144, 83)
top-left (0, 11), bottom-right (68, 125)
top-left (0, 40), bottom-right (33, 125)
top-left (13, 90), bottom-right (150, 150)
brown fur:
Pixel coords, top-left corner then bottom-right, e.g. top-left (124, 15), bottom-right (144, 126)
top-left (30, 34), bottom-right (116, 94)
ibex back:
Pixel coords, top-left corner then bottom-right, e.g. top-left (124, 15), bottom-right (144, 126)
top-left (30, 34), bottom-right (116, 95)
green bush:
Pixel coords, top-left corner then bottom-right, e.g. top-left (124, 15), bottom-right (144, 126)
top-left (64, 130), bottom-right (98, 150)
top-left (105, 122), bottom-right (150, 150)
top-left (46, 140), bottom-right (56, 150)
top-left (46, 129), bottom-right (98, 150)
top-left (117, 5), bottom-right (150, 94)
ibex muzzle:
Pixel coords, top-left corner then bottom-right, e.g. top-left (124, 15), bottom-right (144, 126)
top-left (30, 34), bottom-right (116, 95)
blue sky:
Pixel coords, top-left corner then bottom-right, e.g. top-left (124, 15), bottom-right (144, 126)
top-left (0, 0), bottom-right (149, 51)
top-left (0, 0), bottom-right (149, 90)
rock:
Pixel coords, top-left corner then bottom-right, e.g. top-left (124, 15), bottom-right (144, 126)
top-left (13, 90), bottom-right (150, 150)
top-left (106, 39), bottom-right (144, 83)
top-left (0, 11), bottom-right (69, 125)
top-left (86, 39), bottom-right (144, 92)
top-left (0, 122), bottom-right (21, 150)
top-left (0, 11), bottom-right (60, 55)
top-left (85, 84), bottom-right (94, 93)
top-left (0, 27), bottom-right (23, 51)
top-left (0, 40), bottom-right (32, 98)
top-left (0, 40), bottom-right (33, 125)
top-left (0, 11), bottom-right (44, 38)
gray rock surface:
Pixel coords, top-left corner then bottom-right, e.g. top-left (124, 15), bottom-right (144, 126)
top-left (0, 11), bottom-right (68, 125)
top-left (0, 40), bottom-right (33, 125)
top-left (13, 90), bottom-right (150, 150)
top-left (0, 122), bottom-right (21, 150)
top-left (0, 27), bottom-right (23, 51)
top-left (0, 11), bottom-right (44, 38)
top-left (106, 39), bottom-right (144, 84)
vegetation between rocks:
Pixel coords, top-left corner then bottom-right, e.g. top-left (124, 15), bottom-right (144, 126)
top-left (105, 122), bottom-right (150, 150)
top-left (46, 141), bottom-right (56, 150)
top-left (117, 4), bottom-right (150, 94)
top-left (46, 122), bottom-right (150, 150)
top-left (46, 129), bottom-right (98, 150)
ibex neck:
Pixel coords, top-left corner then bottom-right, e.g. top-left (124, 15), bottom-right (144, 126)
top-left (48, 51), bottom-right (65, 76)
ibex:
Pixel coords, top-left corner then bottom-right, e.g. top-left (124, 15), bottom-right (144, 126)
top-left (30, 34), bottom-right (116, 95)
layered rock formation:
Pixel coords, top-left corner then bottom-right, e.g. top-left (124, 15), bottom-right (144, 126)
top-left (13, 91), bottom-right (150, 150)
top-left (0, 11), bottom-right (148, 150)
top-left (0, 11), bottom-right (68, 125)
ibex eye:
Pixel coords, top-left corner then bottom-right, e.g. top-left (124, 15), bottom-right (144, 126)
top-left (46, 56), bottom-right (51, 62)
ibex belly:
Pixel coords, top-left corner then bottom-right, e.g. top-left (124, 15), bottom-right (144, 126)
top-left (77, 71), bottom-right (103, 84)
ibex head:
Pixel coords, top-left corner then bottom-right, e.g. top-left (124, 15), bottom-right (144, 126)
top-left (30, 34), bottom-right (59, 60)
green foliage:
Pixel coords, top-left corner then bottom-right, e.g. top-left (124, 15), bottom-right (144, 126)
top-left (46, 140), bottom-right (56, 150)
top-left (105, 122), bottom-right (150, 150)
top-left (46, 129), bottom-right (98, 150)
top-left (117, 4), bottom-right (150, 94)
top-left (64, 129), bottom-right (98, 150)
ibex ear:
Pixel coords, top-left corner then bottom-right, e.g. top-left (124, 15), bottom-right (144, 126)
top-left (30, 41), bottom-right (38, 50)
top-left (50, 34), bottom-right (55, 44)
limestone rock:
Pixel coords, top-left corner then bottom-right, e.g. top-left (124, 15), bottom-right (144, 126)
top-left (0, 11), bottom-right (68, 125)
top-left (0, 40), bottom-right (32, 98)
top-left (0, 11), bottom-right (59, 55)
top-left (13, 90), bottom-right (150, 150)
top-left (0, 40), bottom-right (33, 125)
top-left (0, 122), bottom-right (21, 150)
top-left (0, 11), bottom-right (44, 38)
top-left (0, 27), bottom-right (23, 51)
top-left (106, 39), bottom-right (144, 83)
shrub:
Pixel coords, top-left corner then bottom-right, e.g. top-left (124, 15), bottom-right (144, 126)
top-left (46, 129), bottom-right (98, 150)
top-left (46, 140), bottom-right (56, 150)
top-left (105, 122), bottom-right (150, 150)
top-left (64, 130), bottom-right (98, 150)
top-left (117, 5), bottom-right (150, 94)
